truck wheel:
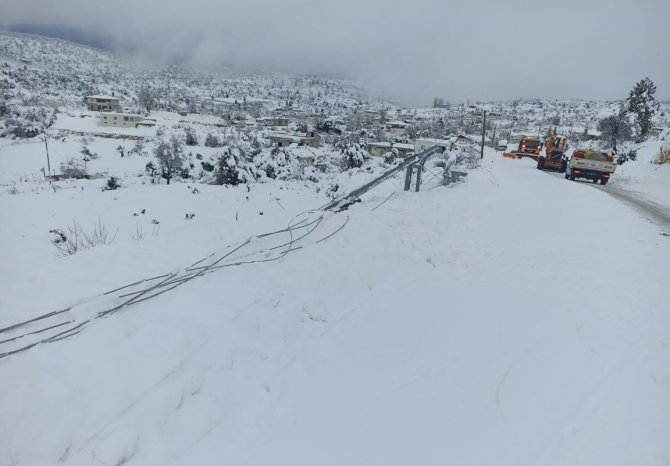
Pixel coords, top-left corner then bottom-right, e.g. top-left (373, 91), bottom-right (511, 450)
top-left (600, 178), bottom-right (608, 185)
top-left (560, 160), bottom-right (567, 173)
top-left (564, 173), bottom-right (569, 179)
top-left (537, 157), bottom-right (545, 170)
top-left (592, 179), bottom-right (598, 184)
top-left (570, 174), bottom-right (575, 181)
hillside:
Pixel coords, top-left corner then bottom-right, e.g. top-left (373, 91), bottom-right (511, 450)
top-left (1, 31), bottom-right (669, 466)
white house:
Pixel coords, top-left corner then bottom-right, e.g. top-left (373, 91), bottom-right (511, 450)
top-left (99, 112), bottom-right (145, 128)
top-left (86, 95), bottom-right (121, 112)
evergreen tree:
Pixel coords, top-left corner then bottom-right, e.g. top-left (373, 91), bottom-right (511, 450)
top-left (626, 77), bottom-right (656, 138)
top-left (215, 150), bottom-right (242, 185)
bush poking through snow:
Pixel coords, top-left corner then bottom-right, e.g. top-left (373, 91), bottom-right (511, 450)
top-left (205, 133), bottom-right (221, 147)
top-left (59, 158), bottom-right (88, 179)
top-left (616, 149), bottom-right (637, 165)
top-left (129, 224), bottom-right (144, 241)
top-left (339, 142), bottom-right (367, 169)
top-left (655, 148), bottom-right (670, 165)
top-left (49, 219), bottom-right (118, 256)
top-left (104, 176), bottom-right (121, 191)
top-left (130, 139), bottom-right (146, 156)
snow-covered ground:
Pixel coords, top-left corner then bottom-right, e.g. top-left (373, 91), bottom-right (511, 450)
top-left (1, 136), bottom-right (669, 465)
top-left (610, 128), bottom-right (670, 207)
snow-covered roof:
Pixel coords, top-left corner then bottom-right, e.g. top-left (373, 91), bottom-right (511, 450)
top-left (368, 142), bottom-right (414, 150)
top-left (213, 97), bottom-right (270, 104)
top-left (416, 138), bottom-right (451, 145)
top-left (98, 112), bottom-right (144, 118)
top-left (86, 95), bottom-right (118, 100)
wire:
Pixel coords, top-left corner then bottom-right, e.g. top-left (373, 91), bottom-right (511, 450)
top-left (1, 148), bottom-right (439, 360)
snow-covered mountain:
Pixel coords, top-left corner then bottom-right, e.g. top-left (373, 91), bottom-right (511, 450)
top-left (0, 31), bottom-right (393, 117)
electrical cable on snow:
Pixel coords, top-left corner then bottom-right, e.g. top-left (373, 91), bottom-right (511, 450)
top-left (1, 154), bottom-right (437, 360)
top-left (371, 192), bottom-right (396, 211)
top-left (0, 213), bottom-right (327, 359)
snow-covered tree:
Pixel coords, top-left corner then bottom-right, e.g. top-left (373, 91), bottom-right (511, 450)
top-left (184, 126), bottom-right (198, 146)
top-left (205, 133), bottom-right (221, 147)
top-left (154, 135), bottom-right (185, 185)
top-left (215, 149), bottom-right (243, 185)
top-left (597, 109), bottom-right (632, 153)
top-left (138, 85), bottom-right (157, 113)
top-left (626, 77), bottom-right (656, 138)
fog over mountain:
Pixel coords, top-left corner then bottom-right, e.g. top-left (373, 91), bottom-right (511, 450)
top-left (2, 0), bottom-right (669, 104)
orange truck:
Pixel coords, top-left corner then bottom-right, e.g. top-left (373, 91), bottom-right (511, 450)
top-left (536, 135), bottom-right (568, 172)
top-left (519, 137), bottom-right (542, 155)
top-left (502, 136), bottom-right (543, 159)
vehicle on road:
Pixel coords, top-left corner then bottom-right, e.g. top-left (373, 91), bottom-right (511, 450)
top-left (518, 136), bottom-right (542, 155)
top-left (497, 139), bottom-right (508, 151)
top-left (536, 135), bottom-right (568, 172)
top-left (502, 136), bottom-right (542, 159)
top-left (565, 150), bottom-right (616, 185)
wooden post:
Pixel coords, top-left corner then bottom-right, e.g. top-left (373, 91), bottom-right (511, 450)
top-left (480, 111), bottom-right (486, 159)
top-left (43, 136), bottom-right (51, 174)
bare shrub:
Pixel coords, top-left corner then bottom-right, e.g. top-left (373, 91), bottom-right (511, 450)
top-left (59, 158), bottom-right (88, 179)
top-left (49, 219), bottom-right (118, 256)
top-left (129, 223), bottom-right (144, 241)
top-left (655, 148), bottom-right (670, 164)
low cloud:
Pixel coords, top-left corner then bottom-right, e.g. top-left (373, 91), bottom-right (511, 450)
top-left (2, 0), bottom-right (669, 104)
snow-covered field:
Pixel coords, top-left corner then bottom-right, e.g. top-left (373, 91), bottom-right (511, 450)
top-left (1, 133), bottom-right (669, 465)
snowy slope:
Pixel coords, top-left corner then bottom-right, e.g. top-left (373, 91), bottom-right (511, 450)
top-left (1, 149), bottom-right (668, 466)
top-left (610, 128), bottom-right (670, 207)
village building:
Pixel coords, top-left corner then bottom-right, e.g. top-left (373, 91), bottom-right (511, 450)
top-left (98, 112), bottom-right (147, 128)
top-left (256, 116), bottom-right (289, 127)
top-left (86, 95), bottom-right (121, 112)
top-left (367, 142), bottom-right (415, 158)
top-left (385, 120), bottom-right (409, 135)
top-left (268, 131), bottom-right (321, 148)
top-left (450, 134), bottom-right (477, 147)
top-left (414, 138), bottom-right (451, 153)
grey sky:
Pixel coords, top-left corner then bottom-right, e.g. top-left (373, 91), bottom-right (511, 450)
top-left (2, 0), bottom-right (669, 104)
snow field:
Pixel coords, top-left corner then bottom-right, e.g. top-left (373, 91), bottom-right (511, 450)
top-left (1, 146), bottom-right (669, 465)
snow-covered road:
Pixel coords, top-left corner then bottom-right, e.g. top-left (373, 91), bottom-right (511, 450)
top-left (540, 168), bottom-right (670, 232)
top-left (1, 152), bottom-right (668, 466)
top-left (602, 185), bottom-right (670, 232)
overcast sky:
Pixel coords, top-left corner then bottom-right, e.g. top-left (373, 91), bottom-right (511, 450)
top-left (2, 0), bottom-right (669, 104)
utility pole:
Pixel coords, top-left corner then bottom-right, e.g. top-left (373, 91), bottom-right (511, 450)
top-left (42, 135), bottom-right (51, 175)
top-left (480, 110), bottom-right (486, 159)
